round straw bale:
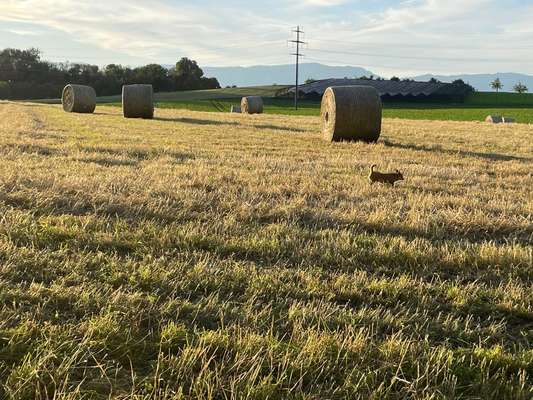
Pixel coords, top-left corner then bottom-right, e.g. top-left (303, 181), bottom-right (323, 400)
top-left (321, 86), bottom-right (382, 142)
top-left (502, 116), bottom-right (515, 123)
top-left (62, 84), bottom-right (96, 113)
top-left (485, 115), bottom-right (503, 123)
top-left (241, 96), bottom-right (263, 114)
top-left (122, 84), bottom-right (154, 119)
top-left (231, 105), bottom-right (242, 113)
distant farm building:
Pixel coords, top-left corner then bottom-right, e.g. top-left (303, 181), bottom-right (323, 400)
top-left (286, 79), bottom-right (473, 102)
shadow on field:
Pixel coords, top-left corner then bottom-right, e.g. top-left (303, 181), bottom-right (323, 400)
top-left (93, 111), bottom-right (117, 116)
top-left (76, 157), bottom-right (139, 167)
top-left (0, 143), bottom-right (63, 157)
top-left (250, 205), bottom-right (533, 248)
top-left (15, 102), bottom-right (56, 108)
top-left (3, 189), bottom-right (531, 287)
top-left (78, 146), bottom-right (194, 163)
top-left (382, 140), bottom-right (532, 162)
top-left (154, 116), bottom-right (240, 127)
top-left (253, 124), bottom-right (309, 133)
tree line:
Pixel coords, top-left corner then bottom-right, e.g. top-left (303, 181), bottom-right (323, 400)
top-left (0, 48), bottom-right (220, 100)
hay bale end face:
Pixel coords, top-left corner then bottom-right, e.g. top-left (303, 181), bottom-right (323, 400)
top-left (321, 86), bottom-right (382, 142)
top-left (62, 84), bottom-right (96, 113)
top-left (241, 96), bottom-right (263, 114)
top-left (486, 115), bottom-right (503, 123)
top-left (122, 84), bottom-right (154, 119)
top-left (231, 105), bottom-right (242, 113)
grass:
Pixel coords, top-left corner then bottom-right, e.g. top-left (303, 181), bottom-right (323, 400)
top-left (383, 106), bottom-right (533, 123)
top-left (0, 101), bottom-right (532, 399)
top-left (35, 86), bottom-right (289, 105)
top-left (465, 92), bottom-right (533, 107)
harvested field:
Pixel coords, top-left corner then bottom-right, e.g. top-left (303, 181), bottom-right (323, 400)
top-left (0, 101), bottom-right (532, 399)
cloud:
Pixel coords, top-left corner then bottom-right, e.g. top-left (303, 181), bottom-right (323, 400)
top-left (0, 0), bottom-right (532, 76)
top-left (4, 29), bottom-right (41, 36)
top-left (14, 1), bottom-right (321, 69)
top-left (302, 0), bottom-right (348, 6)
top-left (304, 0), bottom-right (533, 75)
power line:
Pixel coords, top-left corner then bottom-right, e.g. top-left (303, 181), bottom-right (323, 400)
top-left (302, 56), bottom-right (460, 75)
top-left (306, 47), bottom-right (532, 64)
top-left (289, 26), bottom-right (306, 110)
top-left (309, 37), bottom-right (533, 51)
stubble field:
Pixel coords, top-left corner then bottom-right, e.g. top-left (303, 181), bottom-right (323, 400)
top-left (0, 101), bottom-right (532, 399)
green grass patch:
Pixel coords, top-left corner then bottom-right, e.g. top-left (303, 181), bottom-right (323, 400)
top-left (466, 91), bottom-right (533, 107)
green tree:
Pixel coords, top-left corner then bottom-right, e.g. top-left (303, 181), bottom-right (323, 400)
top-left (513, 82), bottom-right (528, 93)
top-left (171, 57), bottom-right (219, 91)
top-left (390, 76), bottom-right (400, 82)
top-left (171, 58), bottom-right (203, 90)
top-left (451, 79), bottom-right (475, 93)
top-left (134, 64), bottom-right (170, 91)
top-left (0, 48), bottom-right (48, 82)
top-left (491, 78), bottom-right (503, 93)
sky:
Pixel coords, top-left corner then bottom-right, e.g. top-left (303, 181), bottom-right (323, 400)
top-left (1, 0), bottom-right (532, 77)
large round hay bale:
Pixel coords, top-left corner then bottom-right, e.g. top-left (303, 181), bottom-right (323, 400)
top-left (122, 84), bottom-right (154, 119)
top-left (230, 105), bottom-right (242, 113)
top-left (241, 96), bottom-right (263, 114)
top-left (502, 116), bottom-right (515, 124)
top-left (486, 115), bottom-right (503, 123)
top-left (62, 84), bottom-right (96, 113)
top-left (321, 86), bottom-right (382, 142)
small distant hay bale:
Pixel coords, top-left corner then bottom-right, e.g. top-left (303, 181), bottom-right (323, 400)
top-left (485, 115), bottom-right (503, 123)
top-left (321, 86), bottom-right (382, 142)
top-left (230, 105), bottom-right (241, 113)
top-left (62, 84), bottom-right (96, 113)
top-left (241, 96), bottom-right (263, 114)
top-left (502, 116), bottom-right (515, 123)
top-left (122, 84), bottom-right (154, 119)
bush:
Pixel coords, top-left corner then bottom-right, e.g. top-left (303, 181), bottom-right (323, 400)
top-left (0, 81), bottom-right (10, 99)
top-left (8, 82), bottom-right (62, 100)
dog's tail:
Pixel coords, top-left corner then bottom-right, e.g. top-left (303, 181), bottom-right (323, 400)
top-left (370, 164), bottom-right (377, 172)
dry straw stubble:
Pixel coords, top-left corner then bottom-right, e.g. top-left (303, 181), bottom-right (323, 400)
top-left (0, 101), bottom-right (532, 398)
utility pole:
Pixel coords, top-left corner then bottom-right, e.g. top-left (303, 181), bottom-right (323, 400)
top-left (289, 26), bottom-right (305, 110)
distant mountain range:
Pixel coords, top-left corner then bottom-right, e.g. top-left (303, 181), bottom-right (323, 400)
top-left (202, 63), bottom-right (374, 87)
top-left (199, 63), bottom-right (533, 92)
